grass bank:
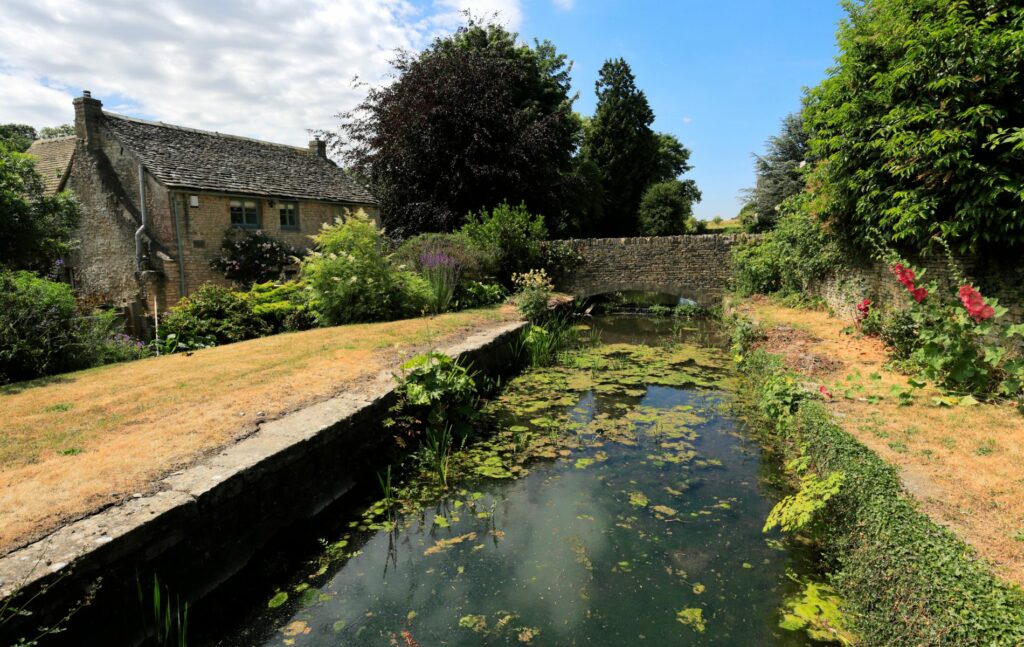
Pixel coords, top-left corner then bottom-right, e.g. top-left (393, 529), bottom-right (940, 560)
top-left (0, 306), bottom-right (516, 555)
top-left (732, 311), bottom-right (1024, 645)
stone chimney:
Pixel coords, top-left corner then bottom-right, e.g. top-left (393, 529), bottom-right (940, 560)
top-left (308, 138), bottom-right (327, 159)
top-left (73, 90), bottom-right (103, 150)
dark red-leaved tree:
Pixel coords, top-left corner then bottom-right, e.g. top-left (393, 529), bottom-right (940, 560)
top-left (332, 19), bottom-right (587, 238)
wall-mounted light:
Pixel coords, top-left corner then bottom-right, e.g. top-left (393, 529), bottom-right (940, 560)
top-left (268, 199), bottom-right (276, 208)
top-left (189, 195), bottom-right (199, 208)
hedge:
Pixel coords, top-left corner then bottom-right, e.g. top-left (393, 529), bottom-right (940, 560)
top-left (738, 343), bottom-right (1024, 645)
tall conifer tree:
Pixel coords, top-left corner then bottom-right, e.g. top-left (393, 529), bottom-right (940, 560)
top-left (582, 59), bottom-right (658, 236)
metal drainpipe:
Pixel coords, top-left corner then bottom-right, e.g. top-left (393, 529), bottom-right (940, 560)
top-left (134, 163), bottom-right (148, 271)
top-left (170, 192), bottom-right (187, 298)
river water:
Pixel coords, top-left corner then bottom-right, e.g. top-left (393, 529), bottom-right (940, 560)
top-left (215, 315), bottom-right (831, 646)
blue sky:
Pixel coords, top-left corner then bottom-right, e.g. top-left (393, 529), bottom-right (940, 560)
top-left (513, 0), bottom-right (848, 219)
top-left (1, 0), bottom-right (847, 221)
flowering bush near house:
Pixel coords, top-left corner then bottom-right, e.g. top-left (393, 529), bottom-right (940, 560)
top-left (302, 214), bottom-right (431, 325)
top-left (211, 229), bottom-right (302, 287)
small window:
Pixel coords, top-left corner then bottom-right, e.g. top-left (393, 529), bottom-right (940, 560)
top-left (279, 202), bottom-right (299, 230)
top-left (230, 199), bottom-right (259, 228)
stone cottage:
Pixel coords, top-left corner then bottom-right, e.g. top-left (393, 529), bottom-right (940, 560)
top-left (26, 91), bottom-right (377, 331)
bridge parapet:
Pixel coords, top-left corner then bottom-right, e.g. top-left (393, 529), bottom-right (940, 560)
top-left (553, 234), bottom-right (758, 306)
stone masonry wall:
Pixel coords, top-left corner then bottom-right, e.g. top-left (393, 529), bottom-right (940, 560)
top-left (810, 255), bottom-right (1024, 326)
top-left (556, 234), bottom-right (757, 305)
top-left (170, 193), bottom-right (379, 299)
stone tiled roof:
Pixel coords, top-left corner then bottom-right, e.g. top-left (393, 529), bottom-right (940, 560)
top-left (101, 112), bottom-right (376, 204)
top-left (25, 137), bottom-right (75, 194)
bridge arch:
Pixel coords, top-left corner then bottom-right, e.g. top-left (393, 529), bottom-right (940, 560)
top-left (552, 234), bottom-right (753, 307)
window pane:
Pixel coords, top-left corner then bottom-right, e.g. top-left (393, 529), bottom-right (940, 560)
top-left (231, 199), bottom-right (259, 226)
top-left (279, 203), bottom-right (297, 228)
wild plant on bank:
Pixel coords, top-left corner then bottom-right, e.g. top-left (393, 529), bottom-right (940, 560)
top-left (511, 268), bottom-right (554, 324)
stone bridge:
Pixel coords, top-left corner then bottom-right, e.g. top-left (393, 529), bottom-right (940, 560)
top-left (554, 234), bottom-right (754, 306)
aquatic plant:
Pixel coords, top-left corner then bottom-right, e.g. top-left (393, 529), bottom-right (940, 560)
top-left (422, 424), bottom-right (453, 487)
top-left (136, 574), bottom-right (188, 647)
top-left (516, 316), bottom-right (576, 368)
top-left (763, 468), bottom-right (844, 534)
top-left (377, 465), bottom-right (396, 513)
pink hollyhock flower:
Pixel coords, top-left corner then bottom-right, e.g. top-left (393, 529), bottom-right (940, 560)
top-left (958, 285), bottom-right (995, 322)
top-left (855, 298), bottom-right (871, 321)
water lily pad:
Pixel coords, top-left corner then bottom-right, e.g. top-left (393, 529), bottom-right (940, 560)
top-left (267, 591), bottom-right (288, 608)
top-left (676, 607), bottom-right (706, 632)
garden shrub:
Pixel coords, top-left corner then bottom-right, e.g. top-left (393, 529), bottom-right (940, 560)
top-left (302, 215), bottom-right (429, 325)
top-left (511, 269), bottom-right (554, 324)
top-left (245, 280), bottom-right (317, 332)
top-left (538, 240), bottom-right (583, 283)
top-left (452, 280), bottom-right (506, 310)
top-left (461, 202), bottom-right (547, 286)
top-left (210, 229), bottom-right (301, 287)
top-left (636, 179), bottom-right (700, 236)
top-left (803, 0), bottom-right (1024, 252)
top-left (732, 202), bottom-right (844, 298)
top-left (869, 308), bottom-right (919, 361)
top-left (739, 337), bottom-right (1024, 645)
top-left (159, 283), bottom-right (269, 348)
top-left (393, 232), bottom-right (483, 279)
top-left (0, 271), bottom-right (94, 382)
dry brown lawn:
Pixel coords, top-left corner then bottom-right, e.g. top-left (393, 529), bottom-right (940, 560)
top-left (0, 306), bottom-right (516, 555)
top-left (740, 297), bottom-right (1024, 586)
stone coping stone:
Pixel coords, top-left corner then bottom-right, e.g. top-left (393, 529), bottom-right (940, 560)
top-left (0, 320), bottom-right (527, 608)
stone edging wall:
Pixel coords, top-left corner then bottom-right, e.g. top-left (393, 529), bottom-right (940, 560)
top-left (0, 321), bottom-right (527, 646)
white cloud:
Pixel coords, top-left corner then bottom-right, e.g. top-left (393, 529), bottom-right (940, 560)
top-left (552, 0), bottom-right (574, 10)
top-left (430, 0), bottom-right (523, 32)
top-left (682, 116), bottom-right (694, 124)
top-left (0, 0), bottom-right (522, 146)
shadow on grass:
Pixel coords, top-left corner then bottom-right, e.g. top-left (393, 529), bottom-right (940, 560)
top-left (1, 374), bottom-right (75, 396)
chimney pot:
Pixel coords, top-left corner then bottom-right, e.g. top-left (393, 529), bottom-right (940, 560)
top-left (83, 90), bottom-right (92, 98)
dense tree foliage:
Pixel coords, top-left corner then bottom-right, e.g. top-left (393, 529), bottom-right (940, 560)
top-left (581, 58), bottom-right (659, 236)
top-left (651, 132), bottom-right (694, 184)
top-left (0, 141), bottom-right (79, 272)
top-left (804, 0), bottom-right (1024, 252)
top-left (0, 124), bottom-right (37, 152)
top-left (741, 113), bottom-right (809, 232)
top-left (637, 180), bottom-right (702, 236)
top-left (337, 21), bottom-right (581, 238)
top-left (39, 124), bottom-right (75, 139)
